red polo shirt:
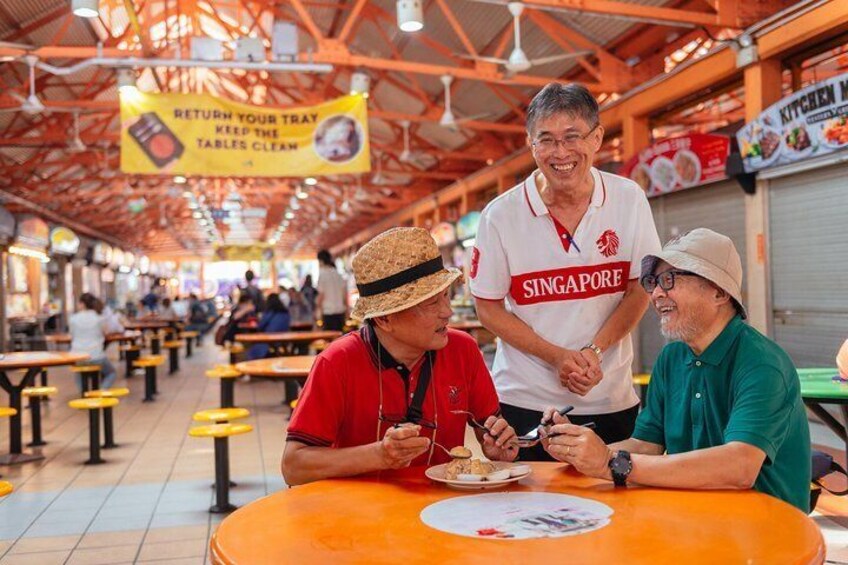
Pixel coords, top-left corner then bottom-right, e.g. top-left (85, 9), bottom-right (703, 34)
top-left (286, 328), bottom-right (500, 466)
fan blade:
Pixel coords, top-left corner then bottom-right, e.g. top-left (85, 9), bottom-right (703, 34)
top-left (528, 50), bottom-right (595, 66)
top-left (0, 41), bottom-right (36, 51)
top-left (456, 112), bottom-right (494, 123)
top-left (453, 53), bottom-right (508, 65)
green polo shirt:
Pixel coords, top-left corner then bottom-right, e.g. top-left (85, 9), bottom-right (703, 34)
top-left (633, 316), bottom-right (811, 512)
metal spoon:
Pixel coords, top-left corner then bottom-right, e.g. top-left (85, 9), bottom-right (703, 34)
top-left (433, 442), bottom-right (472, 459)
top-left (450, 409), bottom-right (491, 434)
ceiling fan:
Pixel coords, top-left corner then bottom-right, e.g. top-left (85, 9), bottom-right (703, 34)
top-left (457, 2), bottom-right (593, 74)
top-left (468, 0), bottom-right (697, 28)
top-left (397, 120), bottom-right (432, 165)
top-left (0, 55), bottom-right (75, 115)
top-left (439, 75), bottom-right (491, 131)
top-left (67, 112), bottom-right (86, 153)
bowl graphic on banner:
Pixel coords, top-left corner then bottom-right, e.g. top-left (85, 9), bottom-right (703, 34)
top-left (127, 112), bottom-right (185, 169)
top-left (313, 115), bottom-right (363, 163)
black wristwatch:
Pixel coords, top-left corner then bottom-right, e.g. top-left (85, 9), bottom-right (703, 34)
top-left (608, 450), bottom-right (632, 487)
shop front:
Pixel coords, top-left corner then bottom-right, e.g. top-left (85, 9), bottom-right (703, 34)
top-left (47, 226), bottom-right (81, 332)
top-left (7, 216), bottom-right (51, 350)
top-left (738, 71), bottom-right (848, 367)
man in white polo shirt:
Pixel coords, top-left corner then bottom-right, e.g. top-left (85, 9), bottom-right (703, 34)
top-left (470, 82), bottom-right (661, 460)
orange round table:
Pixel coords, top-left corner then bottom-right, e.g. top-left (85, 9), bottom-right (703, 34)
top-left (46, 331), bottom-right (142, 347)
top-left (234, 331), bottom-right (341, 345)
top-left (0, 351), bottom-right (90, 464)
top-left (234, 356), bottom-right (315, 378)
top-left (124, 320), bottom-right (171, 331)
top-left (448, 320), bottom-right (484, 332)
top-left (210, 463), bottom-right (824, 564)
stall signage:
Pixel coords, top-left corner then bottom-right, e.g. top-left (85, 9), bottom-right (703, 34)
top-left (213, 244), bottom-right (274, 262)
top-left (431, 222), bottom-right (457, 247)
top-left (456, 212), bottom-right (481, 241)
top-left (0, 207), bottom-right (15, 243)
top-left (15, 215), bottom-right (50, 249)
top-left (620, 134), bottom-right (730, 197)
top-left (120, 92), bottom-right (371, 177)
top-left (92, 242), bottom-right (113, 265)
top-left (111, 248), bottom-right (125, 269)
top-left (738, 72), bottom-right (848, 172)
top-left (49, 227), bottom-right (80, 255)
top-left (138, 255), bottom-right (150, 274)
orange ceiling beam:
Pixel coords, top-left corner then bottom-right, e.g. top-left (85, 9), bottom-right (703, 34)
top-left (520, 0), bottom-right (735, 28)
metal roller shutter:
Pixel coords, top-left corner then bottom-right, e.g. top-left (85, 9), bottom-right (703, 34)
top-left (637, 181), bottom-right (748, 371)
top-left (769, 165), bottom-right (848, 367)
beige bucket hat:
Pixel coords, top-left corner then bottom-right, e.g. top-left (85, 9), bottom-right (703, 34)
top-left (351, 227), bottom-right (461, 321)
top-left (640, 228), bottom-right (747, 319)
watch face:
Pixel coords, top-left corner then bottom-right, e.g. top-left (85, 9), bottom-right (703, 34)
top-left (611, 455), bottom-right (632, 475)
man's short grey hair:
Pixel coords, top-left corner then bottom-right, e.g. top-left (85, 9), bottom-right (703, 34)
top-left (526, 82), bottom-right (600, 136)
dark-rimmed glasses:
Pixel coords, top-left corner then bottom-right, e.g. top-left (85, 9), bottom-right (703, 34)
top-left (640, 269), bottom-right (697, 293)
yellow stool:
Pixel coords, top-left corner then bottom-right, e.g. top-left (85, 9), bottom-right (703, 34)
top-left (120, 344), bottom-right (142, 379)
top-left (69, 397), bottom-right (119, 464)
top-left (0, 481), bottom-right (13, 497)
top-left (163, 340), bottom-right (183, 374)
top-left (225, 343), bottom-right (245, 365)
top-left (84, 388), bottom-right (129, 449)
top-left (180, 331), bottom-right (199, 357)
top-left (134, 356), bottom-right (165, 402)
top-left (206, 366), bottom-right (243, 409)
top-left (193, 407), bottom-right (250, 424)
top-left (70, 365), bottom-right (102, 393)
top-left (22, 386), bottom-right (57, 447)
top-left (633, 373), bottom-right (651, 405)
top-left (189, 423), bottom-right (253, 513)
top-left (289, 399), bottom-right (298, 410)
top-left (0, 407), bottom-right (18, 418)
top-left (310, 340), bottom-right (329, 353)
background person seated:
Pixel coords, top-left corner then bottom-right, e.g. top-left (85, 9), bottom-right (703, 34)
top-left (282, 227), bottom-right (518, 486)
top-left (247, 294), bottom-right (291, 360)
top-left (542, 229), bottom-right (811, 512)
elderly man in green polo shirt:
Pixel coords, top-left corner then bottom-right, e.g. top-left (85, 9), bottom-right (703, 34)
top-left (542, 228), bottom-right (811, 512)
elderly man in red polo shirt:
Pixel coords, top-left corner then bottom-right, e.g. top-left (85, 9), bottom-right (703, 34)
top-left (282, 227), bottom-right (518, 486)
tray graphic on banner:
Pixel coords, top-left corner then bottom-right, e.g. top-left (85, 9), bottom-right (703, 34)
top-left (737, 72), bottom-right (848, 172)
top-left (620, 133), bottom-right (730, 197)
top-left (120, 92), bottom-right (370, 177)
top-left (213, 244), bottom-right (274, 262)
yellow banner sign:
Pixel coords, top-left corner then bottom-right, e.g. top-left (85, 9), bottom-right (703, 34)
top-left (213, 244), bottom-right (275, 262)
top-left (120, 92), bottom-right (370, 177)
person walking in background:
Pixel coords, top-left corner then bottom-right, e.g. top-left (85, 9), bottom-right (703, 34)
top-left (69, 293), bottom-right (117, 393)
top-left (242, 270), bottom-right (266, 313)
top-left (247, 294), bottom-right (291, 360)
top-left (100, 298), bottom-right (125, 335)
top-left (300, 275), bottom-right (317, 312)
top-left (159, 297), bottom-right (177, 320)
top-left (316, 250), bottom-right (347, 332)
top-left (171, 295), bottom-right (189, 321)
top-left (288, 288), bottom-right (312, 326)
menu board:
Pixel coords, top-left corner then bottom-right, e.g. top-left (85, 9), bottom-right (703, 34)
top-left (620, 134), bottom-right (730, 197)
top-left (92, 242), bottom-right (113, 265)
top-left (15, 216), bottom-right (50, 249)
top-left (430, 222), bottom-right (457, 247)
top-left (738, 71), bottom-right (848, 172)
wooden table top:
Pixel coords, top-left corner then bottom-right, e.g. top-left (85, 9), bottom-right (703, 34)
top-left (0, 351), bottom-right (91, 370)
top-left (124, 320), bottom-right (171, 330)
top-left (45, 332), bottom-right (141, 344)
top-left (448, 320), bottom-right (484, 331)
top-left (234, 331), bottom-right (341, 344)
top-left (210, 462), bottom-right (824, 565)
top-left (234, 356), bottom-right (316, 378)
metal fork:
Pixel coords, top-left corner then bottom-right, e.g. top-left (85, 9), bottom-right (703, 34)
top-left (450, 410), bottom-right (491, 434)
top-left (515, 406), bottom-right (574, 448)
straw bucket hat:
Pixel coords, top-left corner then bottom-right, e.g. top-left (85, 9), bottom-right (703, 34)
top-left (640, 228), bottom-right (747, 318)
top-left (351, 227), bottom-right (461, 321)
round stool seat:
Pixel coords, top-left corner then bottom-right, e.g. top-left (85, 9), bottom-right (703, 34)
top-left (189, 423), bottom-right (253, 439)
top-left (632, 374), bottom-right (650, 386)
top-left (84, 388), bottom-right (130, 399)
top-left (310, 339), bottom-right (329, 352)
top-left (163, 340), bottom-right (183, 348)
top-left (193, 408), bottom-right (250, 423)
top-left (23, 386), bottom-right (58, 397)
top-left (289, 399), bottom-right (298, 410)
top-left (71, 365), bottom-right (102, 373)
top-left (69, 398), bottom-right (119, 410)
top-left (0, 481), bottom-right (13, 497)
top-left (206, 367), bottom-right (242, 379)
top-left (134, 356), bottom-right (165, 368)
top-left (180, 331), bottom-right (199, 338)
top-left (119, 345), bottom-right (141, 352)
top-left (228, 344), bottom-right (245, 354)
top-left (0, 407), bottom-right (17, 417)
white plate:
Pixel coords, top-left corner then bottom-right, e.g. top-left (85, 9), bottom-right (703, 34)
top-left (425, 461), bottom-right (531, 490)
top-left (756, 126), bottom-right (783, 167)
top-left (672, 149), bottom-right (701, 188)
top-left (820, 118), bottom-right (848, 150)
top-left (782, 124), bottom-right (815, 159)
top-left (649, 156), bottom-right (678, 195)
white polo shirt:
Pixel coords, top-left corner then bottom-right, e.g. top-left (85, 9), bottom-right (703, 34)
top-left (469, 168), bottom-right (661, 415)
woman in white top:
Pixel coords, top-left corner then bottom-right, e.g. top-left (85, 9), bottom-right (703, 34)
top-left (69, 293), bottom-right (117, 393)
top-left (316, 249), bottom-right (348, 332)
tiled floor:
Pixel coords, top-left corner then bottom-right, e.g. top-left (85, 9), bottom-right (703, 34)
top-left (0, 340), bottom-right (844, 564)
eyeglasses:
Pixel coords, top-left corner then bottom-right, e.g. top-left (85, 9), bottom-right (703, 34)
top-left (532, 123), bottom-right (599, 152)
top-left (640, 269), bottom-right (698, 293)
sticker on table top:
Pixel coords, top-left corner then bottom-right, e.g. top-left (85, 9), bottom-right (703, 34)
top-left (420, 492), bottom-right (612, 540)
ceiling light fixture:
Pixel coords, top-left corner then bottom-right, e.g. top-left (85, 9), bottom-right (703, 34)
top-left (72, 0), bottom-right (99, 18)
top-left (349, 71), bottom-right (371, 98)
top-left (116, 68), bottom-right (137, 94)
top-left (304, 177), bottom-right (318, 186)
top-left (174, 175), bottom-right (187, 184)
top-left (397, 0), bottom-right (423, 32)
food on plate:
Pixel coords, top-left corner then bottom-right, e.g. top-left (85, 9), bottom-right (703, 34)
top-left (486, 469), bottom-right (511, 481)
top-left (509, 464), bottom-right (531, 477)
top-left (650, 157), bottom-right (677, 192)
top-left (458, 474), bottom-right (485, 482)
top-left (674, 151), bottom-right (699, 185)
top-left (784, 126), bottom-right (811, 152)
top-left (759, 129), bottom-right (781, 159)
top-left (449, 446), bottom-right (472, 459)
top-left (630, 164), bottom-right (651, 192)
top-left (823, 116), bottom-right (848, 146)
top-left (445, 458), bottom-right (495, 480)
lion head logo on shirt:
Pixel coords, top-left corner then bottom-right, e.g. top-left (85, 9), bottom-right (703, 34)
top-left (596, 229), bottom-right (620, 257)
top-left (470, 247), bottom-right (480, 279)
